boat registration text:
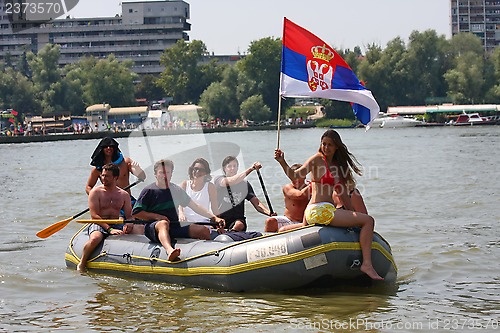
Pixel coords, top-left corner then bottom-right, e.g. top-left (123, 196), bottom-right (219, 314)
top-left (246, 239), bottom-right (288, 262)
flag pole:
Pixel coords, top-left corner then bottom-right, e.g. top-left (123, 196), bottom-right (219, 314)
top-left (276, 92), bottom-right (283, 149)
top-left (277, 17), bottom-right (286, 150)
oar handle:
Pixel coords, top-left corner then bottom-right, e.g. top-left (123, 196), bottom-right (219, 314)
top-left (256, 169), bottom-right (274, 215)
top-left (124, 178), bottom-right (144, 191)
top-left (77, 219), bottom-right (217, 226)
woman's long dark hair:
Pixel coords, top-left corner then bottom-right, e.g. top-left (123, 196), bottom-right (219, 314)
top-left (188, 157), bottom-right (212, 182)
top-left (319, 129), bottom-right (362, 186)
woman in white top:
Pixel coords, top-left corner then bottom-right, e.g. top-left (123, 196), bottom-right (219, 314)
top-left (178, 158), bottom-right (219, 222)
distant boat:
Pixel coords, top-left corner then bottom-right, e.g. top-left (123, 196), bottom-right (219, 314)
top-left (370, 114), bottom-right (422, 128)
top-left (450, 112), bottom-right (498, 126)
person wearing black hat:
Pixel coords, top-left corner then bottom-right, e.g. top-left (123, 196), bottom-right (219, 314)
top-left (86, 137), bottom-right (146, 196)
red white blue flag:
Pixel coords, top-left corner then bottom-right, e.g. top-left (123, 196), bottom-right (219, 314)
top-left (280, 18), bottom-right (379, 125)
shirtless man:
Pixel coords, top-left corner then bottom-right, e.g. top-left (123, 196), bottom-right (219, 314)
top-left (77, 163), bottom-right (132, 271)
top-left (264, 164), bottom-right (310, 232)
top-left (86, 137), bottom-right (146, 195)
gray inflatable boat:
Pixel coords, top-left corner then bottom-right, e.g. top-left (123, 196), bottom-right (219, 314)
top-left (66, 224), bottom-right (397, 291)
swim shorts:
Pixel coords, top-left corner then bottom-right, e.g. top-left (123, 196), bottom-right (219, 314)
top-left (88, 223), bottom-right (124, 236)
top-left (273, 215), bottom-right (302, 229)
top-left (304, 202), bottom-right (336, 225)
top-left (144, 221), bottom-right (190, 243)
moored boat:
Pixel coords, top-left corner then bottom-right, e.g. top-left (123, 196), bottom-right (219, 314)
top-left (370, 114), bottom-right (422, 128)
top-left (450, 112), bottom-right (498, 126)
top-left (66, 224), bottom-right (397, 291)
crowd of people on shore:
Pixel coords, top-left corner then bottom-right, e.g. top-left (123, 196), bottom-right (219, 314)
top-left (78, 129), bottom-right (384, 280)
top-left (1, 116), bottom-right (316, 138)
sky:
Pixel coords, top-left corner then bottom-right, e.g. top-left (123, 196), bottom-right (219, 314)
top-left (65, 0), bottom-right (451, 55)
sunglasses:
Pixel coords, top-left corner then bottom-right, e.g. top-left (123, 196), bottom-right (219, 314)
top-left (193, 167), bottom-right (206, 173)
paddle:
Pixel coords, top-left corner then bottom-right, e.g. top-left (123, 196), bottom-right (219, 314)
top-left (76, 219), bottom-right (218, 227)
top-left (36, 179), bottom-right (144, 239)
top-left (256, 169), bottom-right (274, 215)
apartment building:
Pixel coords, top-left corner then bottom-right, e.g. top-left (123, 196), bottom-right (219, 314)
top-left (0, 0), bottom-right (191, 75)
top-left (451, 0), bottom-right (500, 52)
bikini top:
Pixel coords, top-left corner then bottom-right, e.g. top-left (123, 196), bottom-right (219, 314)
top-left (312, 155), bottom-right (336, 186)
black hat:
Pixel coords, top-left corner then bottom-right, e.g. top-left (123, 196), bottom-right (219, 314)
top-left (90, 137), bottom-right (121, 167)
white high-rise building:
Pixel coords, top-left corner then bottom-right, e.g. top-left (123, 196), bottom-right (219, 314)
top-left (0, 0), bottom-right (191, 75)
top-left (451, 0), bottom-right (500, 52)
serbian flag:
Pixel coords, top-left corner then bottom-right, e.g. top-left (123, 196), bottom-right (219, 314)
top-left (280, 18), bottom-right (379, 125)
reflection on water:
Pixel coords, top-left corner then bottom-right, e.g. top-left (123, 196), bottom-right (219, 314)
top-left (85, 277), bottom-right (396, 332)
top-left (1, 127), bottom-right (499, 332)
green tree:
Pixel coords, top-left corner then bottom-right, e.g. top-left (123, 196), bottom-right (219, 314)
top-left (403, 30), bottom-right (448, 105)
top-left (442, 32), bottom-right (489, 104)
top-left (0, 67), bottom-right (38, 114)
top-left (199, 65), bottom-right (243, 120)
top-left (61, 64), bottom-right (87, 115)
top-left (320, 99), bottom-right (356, 120)
top-left (27, 44), bottom-right (64, 114)
top-left (63, 55), bottom-right (137, 109)
top-left (196, 60), bottom-right (225, 102)
top-left (484, 47), bottom-right (500, 102)
top-left (158, 40), bottom-right (213, 104)
top-left (83, 55), bottom-right (137, 107)
top-left (233, 64), bottom-right (258, 107)
top-left (2, 53), bottom-right (14, 70)
top-left (240, 94), bottom-right (272, 121)
top-left (358, 40), bottom-right (405, 111)
top-left (17, 51), bottom-right (31, 79)
top-left (447, 32), bottom-right (484, 59)
top-left (239, 37), bottom-right (282, 119)
top-left (444, 51), bottom-right (485, 104)
top-left (199, 82), bottom-right (235, 120)
top-left (339, 47), bottom-right (362, 74)
top-left (135, 74), bottom-right (165, 102)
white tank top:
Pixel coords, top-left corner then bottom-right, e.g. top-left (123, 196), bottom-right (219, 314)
top-left (184, 180), bottom-right (211, 222)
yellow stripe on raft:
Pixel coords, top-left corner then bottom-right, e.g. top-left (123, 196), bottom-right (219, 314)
top-left (66, 241), bottom-right (397, 276)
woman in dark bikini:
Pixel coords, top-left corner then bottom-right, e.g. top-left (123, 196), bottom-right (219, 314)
top-left (274, 129), bottom-right (383, 280)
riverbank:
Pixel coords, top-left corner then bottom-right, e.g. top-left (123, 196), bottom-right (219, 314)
top-left (0, 123), bottom-right (315, 144)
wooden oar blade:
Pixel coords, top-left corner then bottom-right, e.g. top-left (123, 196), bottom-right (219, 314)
top-left (36, 217), bottom-right (73, 238)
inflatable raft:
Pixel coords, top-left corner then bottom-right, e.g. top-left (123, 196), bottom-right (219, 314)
top-left (66, 224), bottom-right (397, 291)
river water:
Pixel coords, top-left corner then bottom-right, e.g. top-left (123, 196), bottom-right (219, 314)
top-left (0, 126), bottom-right (499, 332)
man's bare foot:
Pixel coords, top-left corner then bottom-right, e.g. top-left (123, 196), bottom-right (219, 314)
top-left (167, 248), bottom-right (181, 261)
top-left (76, 262), bottom-right (86, 272)
top-left (361, 263), bottom-right (384, 280)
